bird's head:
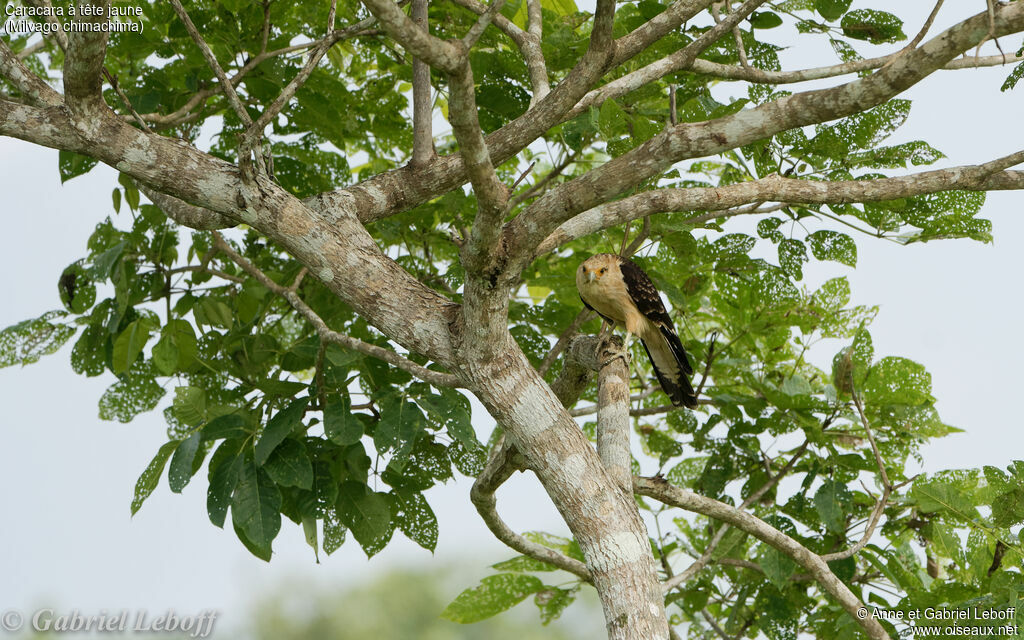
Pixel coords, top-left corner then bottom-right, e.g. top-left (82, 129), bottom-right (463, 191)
top-left (578, 254), bottom-right (616, 284)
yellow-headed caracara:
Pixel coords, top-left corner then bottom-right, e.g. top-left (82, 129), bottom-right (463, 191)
top-left (576, 253), bottom-right (698, 408)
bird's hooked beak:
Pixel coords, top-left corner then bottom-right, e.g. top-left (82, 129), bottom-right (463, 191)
top-left (585, 268), bottom-right (596, 283)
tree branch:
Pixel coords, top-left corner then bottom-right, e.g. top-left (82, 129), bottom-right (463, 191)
top-left (0, 38), bottom-right (62, 107)
top-left (569, 0), bottom-right (772, 119)
top-left (447, 0), bottom-right (550, 103)
top-left (462, 0), bottom-right (507, 48)
top-left (596, 336), bottom-right (632, 493)
top-left (360, 0), bottom-right (464, 73)
top-left (470, 434), bottom-right (592, 580)
top-left (168, 0), bottom-right (252, 127)
top-left (212, 233), bottom-right (462, 388)
top-left (411, 0), bottom-right (435, 167)
top-left (534, 156), bottom-right (1024, 254)
top-left (63, 0), bottom-right (110, 111)
top-left (634, 476), bottom-right (889, 640)
top-left (137, 183), bottom-right (237, 231)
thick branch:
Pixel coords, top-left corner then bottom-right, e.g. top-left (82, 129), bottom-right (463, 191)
top-left (411, 0), bottom-right (435, 166)
top-left (63, 0), bottom-right (110, 111)
top-left (596, 336), bottom-right (632, 493)
top-left (535, 157), bottom-right (1024, 254)
top-left (138, 183), bottom-right (236, 231)
top-left (506, 2), bottom-right (1024, 268)
top-left (570, 0), bottom-right (771, 118)
top-left (361, 0), bottom-right (464, 73)
top-left (634, 476), bottom-right (888, 640)
top-left (470, 435), bottom-right (592, 580)
top-left (0, 38), bottom-right (62, 107)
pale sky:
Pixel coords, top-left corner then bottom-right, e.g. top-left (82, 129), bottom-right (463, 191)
top-left (1, 2), bottom-right (1022, 637)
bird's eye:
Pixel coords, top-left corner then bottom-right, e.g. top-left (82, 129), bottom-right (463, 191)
top-left (600, 268), bottom-right (607, 274)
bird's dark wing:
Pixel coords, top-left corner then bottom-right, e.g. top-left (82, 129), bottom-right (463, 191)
top-left (618, 257), bottom-right (673, 328)
top-left (619, 256), bottom-right (697, 405)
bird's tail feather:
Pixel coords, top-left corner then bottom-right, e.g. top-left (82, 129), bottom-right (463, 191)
top-left (640, 328), bottom-right (697, 408)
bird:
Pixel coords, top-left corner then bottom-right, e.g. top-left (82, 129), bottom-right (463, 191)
top-left (576, 253), bottom-right (698, 408)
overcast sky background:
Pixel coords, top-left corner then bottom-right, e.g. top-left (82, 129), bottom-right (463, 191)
top-left (1, 2), bottom-right (1022, 637)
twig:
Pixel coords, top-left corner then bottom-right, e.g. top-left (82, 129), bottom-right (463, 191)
top-left (462, 0), bottom-right (507, 49)
top-left (470, 435), bottom-right (592, 580)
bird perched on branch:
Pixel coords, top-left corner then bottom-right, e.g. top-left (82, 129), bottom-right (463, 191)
top-left (576, 253), bottom-right (697, 408)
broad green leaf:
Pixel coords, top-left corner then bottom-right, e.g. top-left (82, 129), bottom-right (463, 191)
top-left (207, 439), bottom-right (244, 528)
top-left (749, 11), bottom-right (783, 29)
top-left (815, 0), bottom-right (850, 21)
top-left (841, 9), bottom-right (905, 44)
top-left (58, 150), bottom-right (99, 183)
top-left (760, 546), bottom-right (797, 588)
top-left (322, 507), bottom-right (347, 555)
top-left (152, 319), bottom-right (198, 376)
top-left (98, 361), bottom-right (165, 423)
top-left (131, 440), bottom-right (179, 515)
top-left (807, 230), bottom-right (857, 266)
top-left (231, 457), bottom-right (282, 556)
top-left (863, 356), bottom-right (932, 406)
top-left (254, 397), bottom-right (310, 465)
top-left (168, 432), bottom-right (202, 493)
top-left (814, 480), bottom-right (851, 533)
top-left (324, 396), bottom-right (362, 445)
top-left (58, 264), bottom-right (96, 314)
top-left (335, 481), bottom-right (393, 558)
top-left (263, 438), bottom-right (314, 489)
top-left (535, 587), bottom-right (577, 625)
top-left (441, 574), bottom-right (545, 623)
top-left (0, 311), bottom-right (74, 368)
top-left (112, 318), bottom-right (154, 374)
top-left (374, 395), bottom-right (426, 472)
top-left (393, 491), bottom-right (438, 552)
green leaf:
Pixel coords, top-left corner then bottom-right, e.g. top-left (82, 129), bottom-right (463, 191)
top-left (760, 546), bottom-right (797, 588)
top-left (263, 438), bottom-right (314, 489)
top-left (0, 311), bottom-right (74, 368)
top-left (152, 319), bottom-right (198, 375)
top-left (207, 439), bottom-right (244, 528)
top-left (442, 574), bottom-right (545, 623)
top-left (863, 356), bottom-right (932, 406)
top-left (841, 9), bottom-right (905, 44)
top-left (111, 188), bottom-right (122, 214)
top-left (992, 488), bottom-right (1024, 527)
top-left (131, 440), bottom-right (179, 515)
top-left (201, 413), bottom-right (252, 441)
top-left (749, 11), bottom-right (783, 29)
top-left (254, 397), bottom-right (310, 465)
top-left (231, 456), bottom-right (282, 557)
top-left (112, 318), bottom-right (155, 374)
top-left (814, 0), bottom-right (850, 21)
top-left (335, 481), bottom-right (393, 558)
top-left (417, 389), bottom-right (480, 452)
top-left (814, 480), bottom-right (851, 533)
top-left (168, 432), bottom-right (202, 493)
top-left (324, 396), bottom-right (362, 445)
top-left (98, 361), bottom-right (165, 423)
top-left (58, 150), bottom-right (99, 183)
top-left (59, 264), bottom-right (96, 314)
top-left (322, 507), bottom-right (347, 555)
top-left (374, 395), bottom-right (426, 472)
top-left (393, 491), bottom-right (438, 552)
top-left (807, 230), bottom-right (857, 267)
top-left (535, 587), bottom-right (577, 625)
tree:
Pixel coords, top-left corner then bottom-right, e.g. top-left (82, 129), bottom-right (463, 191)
top-left (2, 0), bottom-right (1024, 638)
